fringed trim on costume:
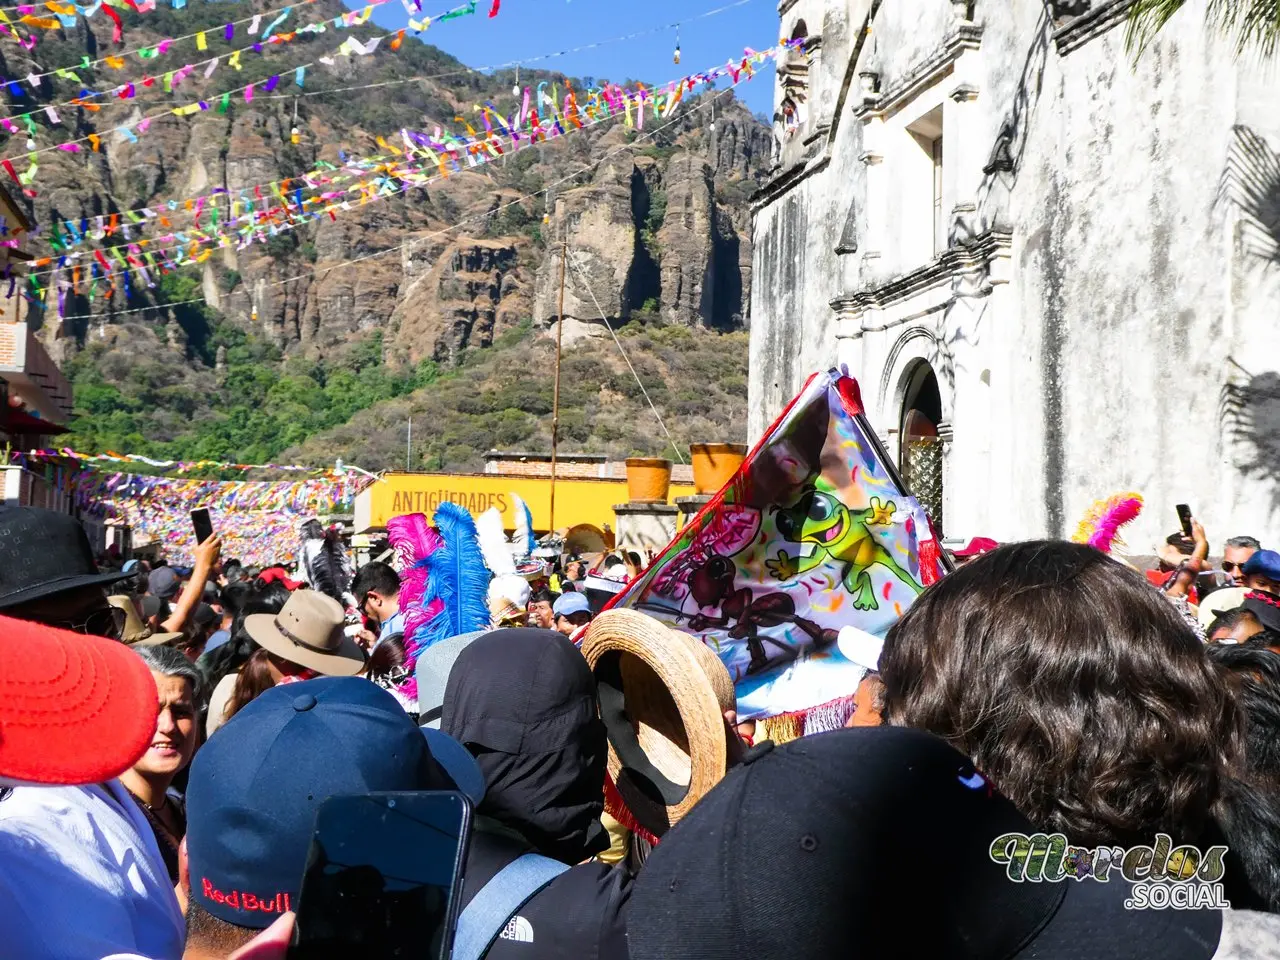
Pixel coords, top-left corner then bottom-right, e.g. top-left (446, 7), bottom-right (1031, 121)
top-left (604, 772), bottom-right (660, 847)
top-left (757, 695), bottom-right (858, 743)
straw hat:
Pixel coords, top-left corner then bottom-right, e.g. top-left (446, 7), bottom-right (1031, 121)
top-left (1198, 586), bottom-right (1247, 629)
top-left (580, 609), bottom-right (735, 838)
top-left (108, 595), bottom-right (183, 647)
top-left (244, 590), bottom-right (366, 676)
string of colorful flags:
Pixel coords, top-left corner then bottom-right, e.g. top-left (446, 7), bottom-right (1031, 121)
top-left (0, 0), bottom-right (497, 55)
top-left (9, 0), bottom-right (768, 242)
top-left (0, 0), bottom-right (493, 179)
top-left (14, 449), bottom-right (376, 566)
top-left (50, 73), bottom-right (744, 324)
top-left (16, 446), bottom-right (349, 473)
top-left (69, 466), bottom-right (372, 513)
top-left (15, 42), bottom-right (797, 313)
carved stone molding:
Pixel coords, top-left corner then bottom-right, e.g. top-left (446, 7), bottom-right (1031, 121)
top-left (829, 231), bottom-right (1013, 324)
top-left (853, 23), bottom-right (984, 120)
top-left (1051, 0), bottom-right (1136, 55)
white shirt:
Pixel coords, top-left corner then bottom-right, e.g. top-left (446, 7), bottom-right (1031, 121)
top-left (0, 780), bottom-right (185, 960)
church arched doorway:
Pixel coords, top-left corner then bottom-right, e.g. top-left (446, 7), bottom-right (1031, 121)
top-left (900, 362), bottom-right (944, 535)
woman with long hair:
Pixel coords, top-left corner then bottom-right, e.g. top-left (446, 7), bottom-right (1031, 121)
top-left (878, 540), bottom-right (1242, 849)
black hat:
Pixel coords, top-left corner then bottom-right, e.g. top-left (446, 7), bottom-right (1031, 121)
top-left (0, 508), bottom-right (130, 609)
top-left (627, 727), bottom-right (1224, 960)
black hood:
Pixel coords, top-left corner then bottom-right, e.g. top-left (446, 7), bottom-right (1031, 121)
top-left (442, 628), bottom-right (609, 864)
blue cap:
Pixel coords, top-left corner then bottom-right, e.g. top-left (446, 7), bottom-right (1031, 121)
top-left (1242, 549), bottom-right (1280, 582)
top-left (186, 677), bottom-right (484, 929)
top-left (121, 559), bottom-right (140, 575)
top-left (552, 591), bottom-right (592, 618)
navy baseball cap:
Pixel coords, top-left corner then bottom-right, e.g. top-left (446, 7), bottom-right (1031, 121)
top-left (552, 591), bottom-right (591, 618)
top-left (1242, 549), bottom-right (1280, 582)
top-left (147, 566), bottom-right (181, 600)
top-left (186, 677), bottom-right (485, 929)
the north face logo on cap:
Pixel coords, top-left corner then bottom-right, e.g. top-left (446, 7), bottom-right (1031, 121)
top-left (499, 916), bottom-right (534, 943)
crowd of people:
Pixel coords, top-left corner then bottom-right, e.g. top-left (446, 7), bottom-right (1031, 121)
top-left (4, 503), bottom-right (1280, 958)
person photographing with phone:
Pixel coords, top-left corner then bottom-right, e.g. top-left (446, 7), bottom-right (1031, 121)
top-left (1146, 505), bottom-right (1209, 603)
top-left (147, 509), bottom-right (223, 641)
top-left (183, 677), bottom-right (484, 960)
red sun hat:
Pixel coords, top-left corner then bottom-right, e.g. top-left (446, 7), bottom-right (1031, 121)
top-left (953, 537), bottom-right (1000, 559)
top-left (0, 615), bottom-right (158, 786)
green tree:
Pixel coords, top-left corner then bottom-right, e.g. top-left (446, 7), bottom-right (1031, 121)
top-left (1127, 0), bottom-right (1280, 58)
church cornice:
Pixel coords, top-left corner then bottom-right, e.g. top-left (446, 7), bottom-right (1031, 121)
top-left (1051, 0), bottom-right (1136, 55)
top-left (830, 231), bottom-right (1012, 326)
top-left (852, 23), bottom-right (984, 120)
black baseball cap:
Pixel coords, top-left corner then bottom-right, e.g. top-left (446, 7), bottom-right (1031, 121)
top-left (627, 727), bottom-right (1225, 960)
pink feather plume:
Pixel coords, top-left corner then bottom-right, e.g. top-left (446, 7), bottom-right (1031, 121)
top-left (1071, 493), bottom-right (1144, 555)
top-left (387, 513), bottom-right (443, 611)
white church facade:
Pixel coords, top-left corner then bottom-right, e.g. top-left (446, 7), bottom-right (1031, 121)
top-left (749, 0), bottom-right (1280, 550)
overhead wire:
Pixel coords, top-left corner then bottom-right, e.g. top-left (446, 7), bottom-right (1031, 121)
top-left (564, 249), bottom-right (686, 464)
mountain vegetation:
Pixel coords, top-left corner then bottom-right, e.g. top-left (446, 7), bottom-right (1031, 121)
top-left (4, 0), bottom-right (771, 467)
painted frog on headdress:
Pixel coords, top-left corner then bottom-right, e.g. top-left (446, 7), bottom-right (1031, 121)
top-left (765, 488), bottom-right (922, 611)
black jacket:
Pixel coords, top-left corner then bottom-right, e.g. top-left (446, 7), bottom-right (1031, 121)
top-left (443, 629), bottom-right (632, 959)
top-left (460, 817), bottom-right (632, 959)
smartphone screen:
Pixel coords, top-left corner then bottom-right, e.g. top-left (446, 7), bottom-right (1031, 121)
top-left (1176, 504), bottom-right (1193, 539)
top-left (289, 792), bottom-right (472, 960)
top-left (191, 508), bottom-right (214, 546)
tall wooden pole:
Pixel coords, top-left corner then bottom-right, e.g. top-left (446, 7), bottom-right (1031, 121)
top-left (550, 235), bottom-right (566, 535)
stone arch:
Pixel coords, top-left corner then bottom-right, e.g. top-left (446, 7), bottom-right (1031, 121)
top-left (878, 326), bottom-right (954, 535)
top-left (878, 325), bottom-right (954, 433)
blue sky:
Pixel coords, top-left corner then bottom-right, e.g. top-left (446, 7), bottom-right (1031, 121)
top-left (345, 0), bottom-right (781, 118)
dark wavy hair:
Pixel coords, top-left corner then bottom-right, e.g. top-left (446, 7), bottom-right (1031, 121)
top-left (196, 583), bottom-right (291, 691)
top-left (1206, 635), bottom-right (1280, 790)
top-left (879, 540), bottom-right (1243, 848)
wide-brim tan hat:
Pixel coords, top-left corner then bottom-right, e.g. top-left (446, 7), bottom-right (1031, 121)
top-left (245, 590), bottom-right (365, 676)
top-left (581, 609), bottom-right (735, 838)
top-left (108, 595), bottom-right (183, 647)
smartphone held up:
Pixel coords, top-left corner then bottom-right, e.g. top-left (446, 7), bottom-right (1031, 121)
top-left (191, 507), bottom-right (215, 546)
top-left (288, 791), bottom-right (473, 960)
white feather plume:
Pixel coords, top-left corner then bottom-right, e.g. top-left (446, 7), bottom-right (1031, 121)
top-left (476, 507), bottom-right (517, 577)
top-left (511, 493), bottom-right (534, 558)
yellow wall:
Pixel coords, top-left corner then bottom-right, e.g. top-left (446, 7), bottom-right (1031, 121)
top-left (355, 471), bottom-right (697, 533)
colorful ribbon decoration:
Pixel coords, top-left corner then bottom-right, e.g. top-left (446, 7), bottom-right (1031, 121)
top-left (23, 42), bottom-right (798, 305)
top-left (0, 0), bottom-right (485, 156)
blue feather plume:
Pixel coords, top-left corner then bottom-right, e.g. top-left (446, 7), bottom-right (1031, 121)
top-left (419, 502), bottom-right (493, 647)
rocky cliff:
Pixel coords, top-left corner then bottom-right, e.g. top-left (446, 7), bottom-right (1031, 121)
top-left (10, 0), bottom-right (770, 463)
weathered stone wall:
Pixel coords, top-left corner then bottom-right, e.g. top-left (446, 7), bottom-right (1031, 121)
top-left (750, 0), bottom-right (1280, 549)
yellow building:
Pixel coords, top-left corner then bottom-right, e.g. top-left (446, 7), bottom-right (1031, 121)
top-left (354, 459), bottom-right (696, 536)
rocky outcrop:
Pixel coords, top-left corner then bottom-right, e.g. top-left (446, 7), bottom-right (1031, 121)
top-left (533, 156), bottom-right (650, 337)
top-left (0, 0), bottom-right (770, 392)
top-left (657, 154), bottom-right (717, 328)
top-left (391, 237), bottom-right (527, 362)
top-left (531, 124), bottom-right (762, 332)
